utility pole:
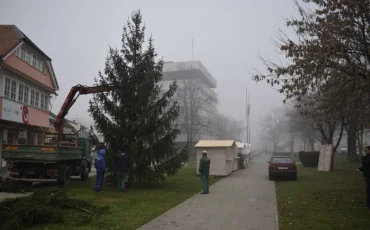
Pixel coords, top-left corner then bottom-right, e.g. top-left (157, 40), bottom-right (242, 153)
top-left (245, 87), bottom-right (251, 144)
top-left (192, 39), bottom-right (194, 61)
top-left (248, 92), bottom-right (251, 143)
top-left (246, 86), bottom-right (248, 143)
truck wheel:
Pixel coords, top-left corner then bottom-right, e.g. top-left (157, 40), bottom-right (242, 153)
top-left (58, 166), bottom-right (71, 187)
top-left (80, 166), bottom-right (89, 181)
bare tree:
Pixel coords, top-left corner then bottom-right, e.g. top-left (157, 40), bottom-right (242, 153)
top-left (214, 113), bottom-right (244, 141)
top-left (260, 107), bottom-right (286, 152)
top-left (286, 106), bottom-right (317, 151)
top-left (175, 74), bottom-right (218, 158)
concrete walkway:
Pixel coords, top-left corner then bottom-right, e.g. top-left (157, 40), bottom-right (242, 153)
top-left (0, 192), bottom-right (31, 201)
top-left (138, 154), bottom-right (278, 230)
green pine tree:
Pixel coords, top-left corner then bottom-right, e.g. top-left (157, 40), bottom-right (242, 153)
top-left (88, 10), bottom-right (187, 185)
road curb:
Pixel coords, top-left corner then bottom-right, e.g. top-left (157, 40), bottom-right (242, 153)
top-left (273, 182), bottom-right (279, 230)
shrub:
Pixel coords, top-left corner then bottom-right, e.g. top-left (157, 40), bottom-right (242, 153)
top-left (299, 151), bottom-right (320, 167)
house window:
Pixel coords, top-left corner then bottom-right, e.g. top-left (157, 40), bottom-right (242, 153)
top-left (17, 46), bottom-right (46, 74)
top-left (18, 84), bottom-right (24, 102)
top-left (40, 61), bottom-right (44, 72)
top-left (20, 47), bottom-right (26, 60)
top-left (36, 59), bottom-right (40, 70)
top-left (35, 91), bottom-right (39, 107)
top-left (4, 78), bottom-right (11, 98)
top-left (44, 95), bottom-right (49, 111)
top-left (25, 50), bottom-right (31, 64)
top-left (10, 80), bottom-right (17, 100)
top-left (32, 54), bottom-right (37, 68)
top-left (24, 86), bottom-right (29, 104)
top-left (40, 93), bottom-right (45, 109)
top-left (30, 89), bottom-right (35, 106)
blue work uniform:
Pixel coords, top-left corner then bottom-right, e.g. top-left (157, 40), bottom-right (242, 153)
top-left (94, 149), bottom-right (106, 192)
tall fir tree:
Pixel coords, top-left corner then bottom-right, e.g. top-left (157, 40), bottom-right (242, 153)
top-left (89, 10), bottom-right (187, 185)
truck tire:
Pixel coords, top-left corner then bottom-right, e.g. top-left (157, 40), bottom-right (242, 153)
top-left (80, 165), bottom-right (89, 181)
top-left (58, 166), bottom-right (71, 187)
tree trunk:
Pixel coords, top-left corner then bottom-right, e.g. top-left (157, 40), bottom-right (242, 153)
top-left (273, 141), bottom-right (277, 153)
top-left (347, 118), bottom-right (357, 162)
top-left (289, 136), bottom-right (295, 153)
top-left (331, 117), bottom-right (345, 171)
top-left (357, 132), bottom-right (362, 157)
top-left (327, 132), bottom-right (335, 171)
top-left (309, 135), bottom-right (315, 151)
top-left (358, 117), bottom-right (364, 156)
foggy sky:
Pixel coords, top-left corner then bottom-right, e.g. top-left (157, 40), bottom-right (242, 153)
top-left (0, 0), bottom-right (297, 148)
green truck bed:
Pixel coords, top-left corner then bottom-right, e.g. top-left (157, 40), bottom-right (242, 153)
top-left (2, 144), bottom-right (84, 163)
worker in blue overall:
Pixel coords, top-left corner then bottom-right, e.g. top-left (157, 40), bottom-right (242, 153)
top-left (94, 148), bottom-right (106, 192)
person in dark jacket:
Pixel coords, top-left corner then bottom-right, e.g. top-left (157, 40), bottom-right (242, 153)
top-left (197, 150), bottom-right (211, 194)
top-left (357, 146), bottom-right (370, 209)
top-left (94, 148), bottom-right (106, 192)
top-left (115, 150), bottom-right (129, 192)
top-left (238, 151), bottom-right (245, 169)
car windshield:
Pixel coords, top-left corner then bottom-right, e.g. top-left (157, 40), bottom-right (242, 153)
top-left (272, 157), bottom-right (294, 164)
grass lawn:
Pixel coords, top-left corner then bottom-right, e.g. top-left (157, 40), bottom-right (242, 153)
top-left (276, 158), bottom-right (369, 230)
top-left (29, 163), bottom-right (217, 230)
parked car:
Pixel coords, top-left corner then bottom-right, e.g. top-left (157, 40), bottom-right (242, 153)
top-left (268, 156), bottom-right (297, 180)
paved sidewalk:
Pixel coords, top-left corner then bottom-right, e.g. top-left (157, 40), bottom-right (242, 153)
top-left (0, 192), bottom-right (31, 201)
top-left (138, 154), bottom-right (278, 230)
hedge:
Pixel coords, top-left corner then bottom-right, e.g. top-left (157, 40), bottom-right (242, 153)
top-left (299, 151), bottom-right (320, 167)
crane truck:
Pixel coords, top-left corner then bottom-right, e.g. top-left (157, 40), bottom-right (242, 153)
top-left (2, 84), bottom-right (110, 187)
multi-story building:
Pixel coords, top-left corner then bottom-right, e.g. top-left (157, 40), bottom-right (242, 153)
top-left (161, 61), bottom-right (218, 148)
top-left (0, 25), bottom-right (59, 167)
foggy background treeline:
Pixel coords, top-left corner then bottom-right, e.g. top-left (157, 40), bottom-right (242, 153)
top-left (255, 0), bottom-right (370, 170)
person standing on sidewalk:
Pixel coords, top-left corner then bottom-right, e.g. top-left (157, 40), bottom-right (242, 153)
top-left (115, 150), bottom-right (129, 192)
top-left (197, 150), bottom-right (211, 194)
top-left (356, 146), bottom-right (370, 209)
top-left (94, 148), bottom-right (107, 192)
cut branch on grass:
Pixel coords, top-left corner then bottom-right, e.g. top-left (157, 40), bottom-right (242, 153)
top-left (0, 189), bottom-right (101, 230)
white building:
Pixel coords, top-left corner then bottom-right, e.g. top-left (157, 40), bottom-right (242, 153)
top-left (161, 61), bottom-right (218, 146)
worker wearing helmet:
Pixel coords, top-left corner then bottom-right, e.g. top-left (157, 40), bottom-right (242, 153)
top-left (94, 148), bottom-right (106, 192)
top-left (197, 150), bottom-right (211, 194)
